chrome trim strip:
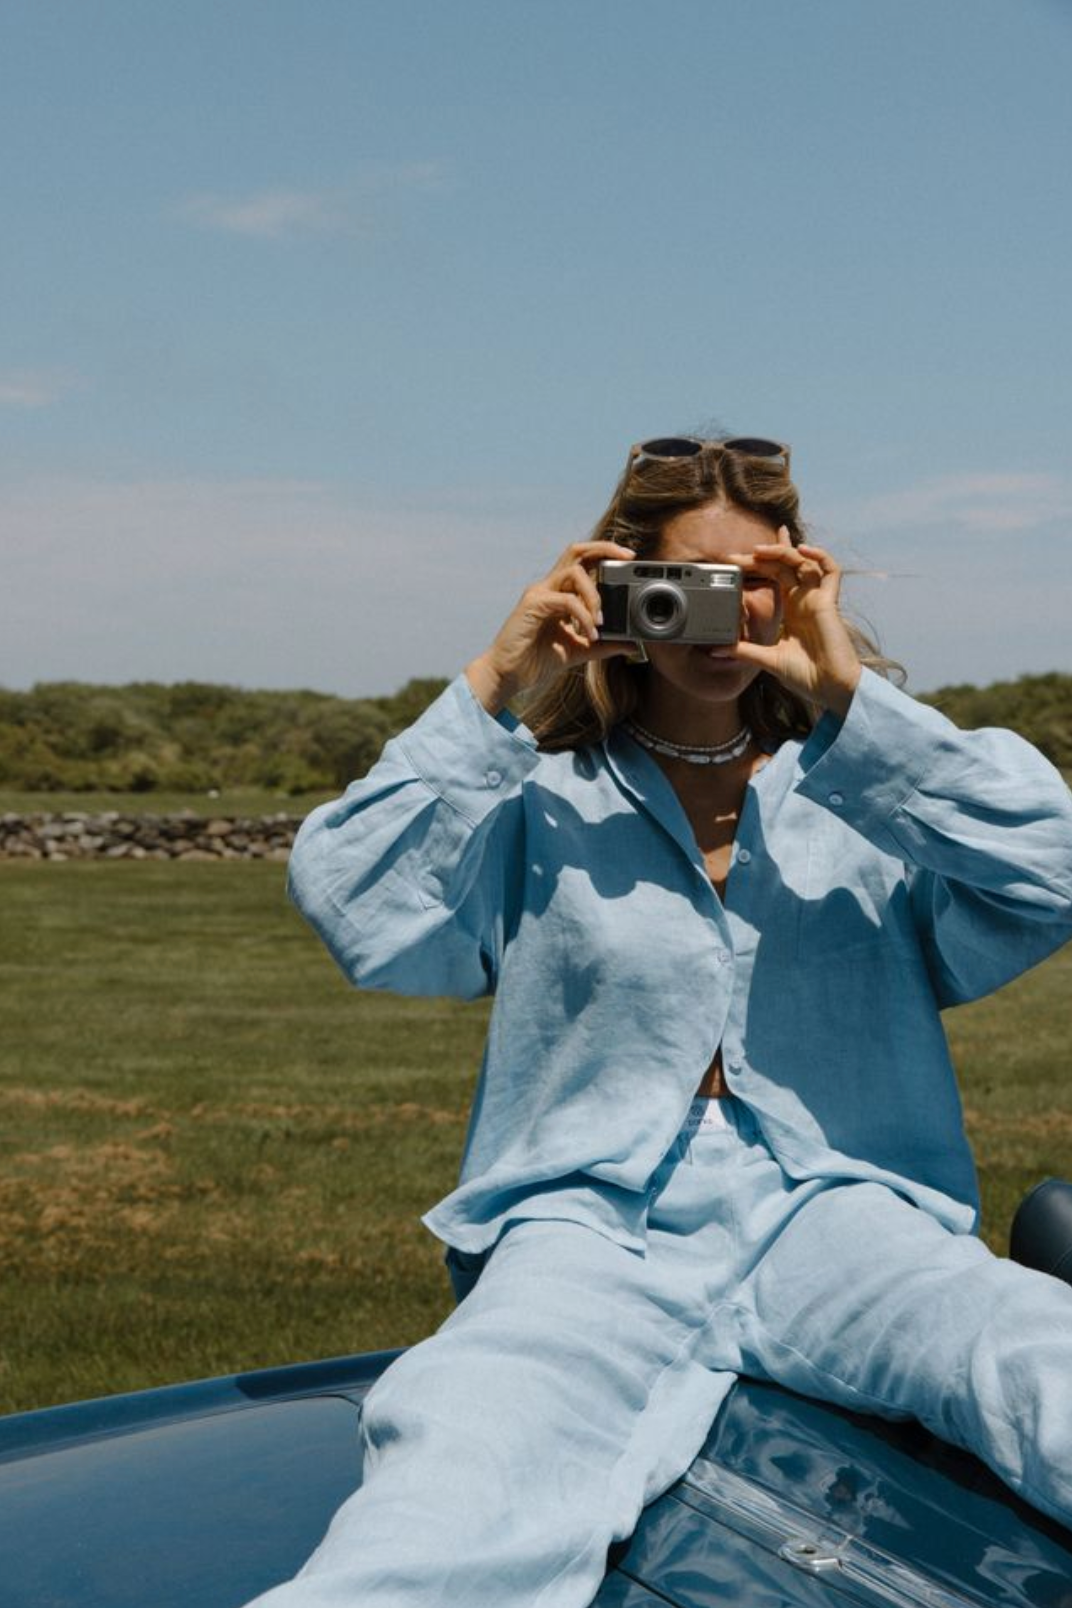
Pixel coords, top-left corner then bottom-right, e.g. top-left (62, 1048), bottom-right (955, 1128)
top-left (682, 1458), bottom-right (986, 1608)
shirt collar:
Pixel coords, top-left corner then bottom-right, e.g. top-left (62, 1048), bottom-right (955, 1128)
top-left (602, 724), bottom-right (710, 877)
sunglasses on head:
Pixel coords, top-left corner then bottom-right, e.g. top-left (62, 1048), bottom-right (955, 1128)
top-left (612, 435), bottom-right (792, 538)
top-left (627, 435), bottom-right (791, 476)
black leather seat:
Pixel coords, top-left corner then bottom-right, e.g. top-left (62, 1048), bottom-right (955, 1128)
top-left (1009, 1178), bottom-right (1072, 1288)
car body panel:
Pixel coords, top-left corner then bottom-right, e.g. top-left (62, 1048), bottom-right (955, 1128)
top-left (2, 1354), bottom-right (1070, 1608)
top-left (611, 1383), bottom-right (1072, 1608)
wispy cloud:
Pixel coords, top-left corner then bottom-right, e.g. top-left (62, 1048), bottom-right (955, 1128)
top-left (0, 473), bottom-right (556, 695)
top-left (1, 472), bottom-right (1068, 696)
top-left (0, 369), bottom-right (83, 409)
top-left (176, 162), bottom-right (449, 240)
top-left (177, 188), bottom-right (350, 239)
top-left (840, 472), bottom-right (1072, 536)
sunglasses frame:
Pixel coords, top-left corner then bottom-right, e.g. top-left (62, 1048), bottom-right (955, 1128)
top-left (611, 435), bottom-right (791, 541)
top-left (627, 434), bottom-right (791, 478)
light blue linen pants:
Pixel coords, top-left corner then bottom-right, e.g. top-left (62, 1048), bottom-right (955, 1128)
top-left (248, 1099), bottom-right (1072, 1607)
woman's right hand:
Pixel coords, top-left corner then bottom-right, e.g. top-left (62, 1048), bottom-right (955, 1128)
top-left (465, 540), bottom-right (636, 715)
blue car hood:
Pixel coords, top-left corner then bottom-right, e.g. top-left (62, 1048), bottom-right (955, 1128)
top-left (1, 1357), bottom-right (1070, 1607)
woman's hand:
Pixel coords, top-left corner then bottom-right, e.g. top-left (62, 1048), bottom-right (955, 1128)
top-left (466, 540), bottom-right (636, 715)
top-left (732, 529), bottom-right (862, 718)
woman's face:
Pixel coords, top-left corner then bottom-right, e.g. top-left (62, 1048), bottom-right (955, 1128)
top-left (642, 499), bottom-right (783, 708)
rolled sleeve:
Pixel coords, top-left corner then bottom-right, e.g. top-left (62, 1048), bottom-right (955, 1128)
top-left (795, 670), bottom-right (943, 855)
top-left (794, 668), bottom-right (1072, 1001)
top-left (287, 676), bottom-right (540, 1000)
top-left (395, 675), bottom-right (540, 827)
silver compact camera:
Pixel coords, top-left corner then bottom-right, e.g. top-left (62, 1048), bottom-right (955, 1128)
top-left (596, 560), bottom-right (743, 645)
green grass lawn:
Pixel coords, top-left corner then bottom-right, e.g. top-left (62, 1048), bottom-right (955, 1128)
top-left (0, 862), bottom-right (1069, 1415)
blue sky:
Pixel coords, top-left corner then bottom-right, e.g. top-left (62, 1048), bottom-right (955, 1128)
top-left (3, 0), bottom-right (1070, 696)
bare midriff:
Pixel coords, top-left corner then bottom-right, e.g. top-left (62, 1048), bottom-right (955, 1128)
top-left (697, 861), bottom-right (731, 1098)
top-left (697, 1050), bottom-right (730, 1099)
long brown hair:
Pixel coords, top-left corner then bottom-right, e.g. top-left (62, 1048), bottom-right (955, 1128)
top-left (524, 439), bottom-right (899, 751)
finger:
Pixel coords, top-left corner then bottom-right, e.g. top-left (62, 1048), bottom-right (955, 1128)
top-left (731, 639), bottom-right (780, 670)
top-left (736, 549), bottom-right (823, 589)
top-left (537, 587), bottom-right (600, 641)
top-left (746, 543), bottom-right (813, 565)
top-left (791, 546), bottom-right (842, 604)
top-left (553, 623), bottom-right (634, 667)
top-left (524, 580), bottom-right (596, 623)
top-left (560, 539), bottom-right (637, 569)
top-left (557, 561), bottom-right (604, 622)
top-left (762, 544), bottom-right (830, 581)
top-left (797, 543), bottom-right (841, 577)
top-left (512, 587), bottom-right (589, 648)
top-left (733, 527), bottom-right (794, 562)
top-left (765, 539), bottom-right (838, 567)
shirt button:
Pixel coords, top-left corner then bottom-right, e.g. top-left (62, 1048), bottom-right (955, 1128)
top-left (736, 848), bottom-right (752, 865)
top-left (715, 947), bottom-right (731, 964)
top-left (828, 791), bottom-right (844, 806)
top-left (486, 769), bottom-right (503, 788)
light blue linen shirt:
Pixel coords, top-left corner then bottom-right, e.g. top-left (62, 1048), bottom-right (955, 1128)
top-left (288, 669), bottom-right (1072, 1253)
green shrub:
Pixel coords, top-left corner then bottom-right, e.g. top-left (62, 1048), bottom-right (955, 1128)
top-left (0, 677), bottom-right (449, 794)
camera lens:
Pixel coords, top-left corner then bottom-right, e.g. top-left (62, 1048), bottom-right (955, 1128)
top-left (634, 582), bottom-right (686, 638)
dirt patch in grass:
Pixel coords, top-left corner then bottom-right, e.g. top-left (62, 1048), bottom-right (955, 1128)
top-left (965, 1108), bottom-right (1072, 1141)
top-left (2, 861), bottom-right (1068, 1413)
top-left (188, 1098), bottom-right (467, 1131)
top-left (0, 1086), bottom-right (153, 1119)
top-left (0, 1139), bottom-right (186, 1272)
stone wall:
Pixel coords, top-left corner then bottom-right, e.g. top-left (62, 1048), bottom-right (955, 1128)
top-left (0, 812), bottom-right (303, 862)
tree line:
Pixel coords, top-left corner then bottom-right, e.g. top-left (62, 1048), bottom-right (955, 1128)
top-left (0, 671), bottom-right (1069, 795)
top-left (920, 672), bottom-right (1072, 771)
top-left (0, 678), bottom-right (450, 794)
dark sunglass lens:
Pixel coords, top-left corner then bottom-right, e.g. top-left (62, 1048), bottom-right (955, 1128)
top-left (723, 437), bottom-right (785, 459)
top-left (639, 437), bottom-right (703, 459)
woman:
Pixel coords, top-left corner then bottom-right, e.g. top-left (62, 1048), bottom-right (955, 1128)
top-left (256, 437), bottom-right (1072, 1608)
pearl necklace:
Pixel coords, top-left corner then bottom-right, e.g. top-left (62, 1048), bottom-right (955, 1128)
top-left (624, 718), bottom-right (753, 766)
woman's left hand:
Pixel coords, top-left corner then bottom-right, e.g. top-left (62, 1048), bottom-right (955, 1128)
top-left (731, 529), bottom-right (861, 718)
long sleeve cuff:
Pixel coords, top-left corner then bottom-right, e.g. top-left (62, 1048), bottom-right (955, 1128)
top-left (797, 665), bottom-right (990, 868)
top-left (795, 668), bottom-right (1072, 904)
top-left (394, 673), bottom-right (541, 828)
top-left (795, 670), bottom-right (944, 853)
